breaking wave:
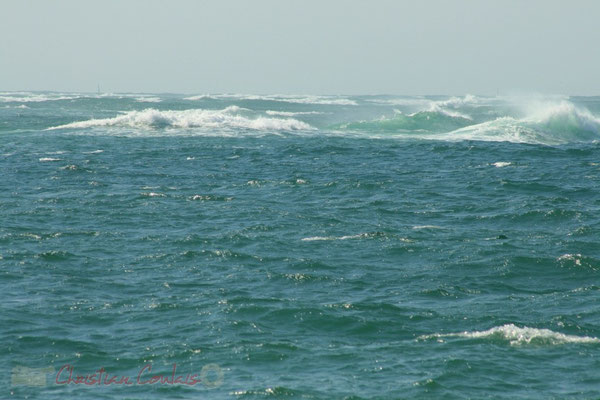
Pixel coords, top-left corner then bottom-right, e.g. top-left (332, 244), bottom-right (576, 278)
top-left (0, 93), bottom-right (82, 103)
top-left (134, 96), bottom-right (161, 103)
top-left (441, 101), bottom-right (600, 144)
top-left (184, 94), bottom-right (358, 106)
top-left (334, 111), bottom-right (474, 133)
top-left (419, 324), bottom-right (600, 345)
top-left (265, 110), bottom-right (324, 116)
top-left (47, 106), bottom-right (315, 132)
top-left (335, 100), bottom-right (600, 145)
top-left (14, 92), bottom-right (600, 145)
top-left (364, 94), bottom-right (480, 109)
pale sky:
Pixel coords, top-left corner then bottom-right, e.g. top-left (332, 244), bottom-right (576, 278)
top-left (1, 0), bottom-right (599, 95)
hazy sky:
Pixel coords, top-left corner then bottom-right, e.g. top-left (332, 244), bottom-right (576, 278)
top-left (2, 0), bottom-right (599, 95)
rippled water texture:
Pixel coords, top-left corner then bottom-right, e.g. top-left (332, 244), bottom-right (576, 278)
top-left (2, 93), bottom-right (600, 399)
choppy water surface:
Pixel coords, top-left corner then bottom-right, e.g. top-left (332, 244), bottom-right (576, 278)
top-left (2, 92), bottom-right (600, 399)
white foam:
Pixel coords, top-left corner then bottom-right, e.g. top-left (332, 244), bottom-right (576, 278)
top-left (368, 95), bottom-right (477, 120)
top-left (190, 194), bottom-right (232, 201)
top-left (420, 324), bottom-right (600, 345)
top-left (440, 100), bottom-right (600, 144)
top-left (527, 100), bottom-right (600, 132)
top-left (424, 95), bottom-right (478, 120)
top-left (184, 94), bottom-right (212, 100)
top-left (135, 96), bottom-right (161, 103)
top-left (301, 233), bottom-right (370, 241)
top-left (184, 94), bottom-right (358, 106)
top-left (2, 104), bottom-right (29, 109)
top-left (142, 192), bottom-right (165, 197)
top-left (274, 95), bottom-right (357, 106)
top-left (47, 107), bottom-right (315, 132)
top-left (412, 225), bottom-right (443, 230)
top-left (426, 104), bottom-right (473, 120)
top-left (39, 157), bottom-right (61, 162)
top-left (366, 97), bottom-right (430, 107)
top-left (436, 94), bottom-right (479, 108)
top-left (265, 110), bottom-right (324, 116)
top-left (492, 162), bottom-right (512, 168)
top-left (0, 93), bottom-right (81, 103)
top-left (558, 253), bottom-right (583, 266)
top-left (367, 94), bottom-right (480, 109)
top-left (436, 117), bottom-right (528, 143)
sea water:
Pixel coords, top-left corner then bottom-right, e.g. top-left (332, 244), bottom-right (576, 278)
top-left (1, 92), bottom-right (600, 398)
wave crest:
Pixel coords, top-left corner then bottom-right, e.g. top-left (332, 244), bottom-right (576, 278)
top-left (301, 232), bottom-right (385, 241)
top-left (47, 107), bottom-right (314, 132)
top-left (335, 111), bottom-right (474, 133)
top-left (337, 100), bottom-right (600, 144)
top-left (529, 101), bottom-right (600, 137)
top-left (446, 101), bottom-right (600, 144)
top-left (420, 324), bottom-right (600, 345)
top-left (184, 94), bottom-right (357, 106)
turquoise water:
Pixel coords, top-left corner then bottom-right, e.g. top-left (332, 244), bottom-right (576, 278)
top-left (2, 92), bottom-right (600, 399)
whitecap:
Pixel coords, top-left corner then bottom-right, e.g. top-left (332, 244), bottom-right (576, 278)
top-left (135, 96), bottom-right (161, 103)
top-left (0, 93), bottom-right (82, 103)
top-left (184, 94), bottom-right (213, 100)
top-left (47, 107), bottom-right (314, 132)
top-left (438, 100), bottom-right (600, 145)
top-left (184, 93), bottom-right (358, 106)
top-left (558, 253), bottom-right (583, 266)
top-left (301, 233), bottom-right (372, 241)
top-left (412, 225), bottom-right (443, 230)
top-left (265, 110), bottom-right (324, 116)
top-left (366, 94), bottom-right (480, 112)
top-left (267, 95), bottom-right (357, 106)
top-left (2, 104), bottom-right (29, 109)
top-left (424, 96), bottom-right (475, 120)
top-left (419, 324), bottom-right (600, 345)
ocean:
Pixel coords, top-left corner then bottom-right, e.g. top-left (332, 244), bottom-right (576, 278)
top-left (2, 92), bottom-right (600, 399)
